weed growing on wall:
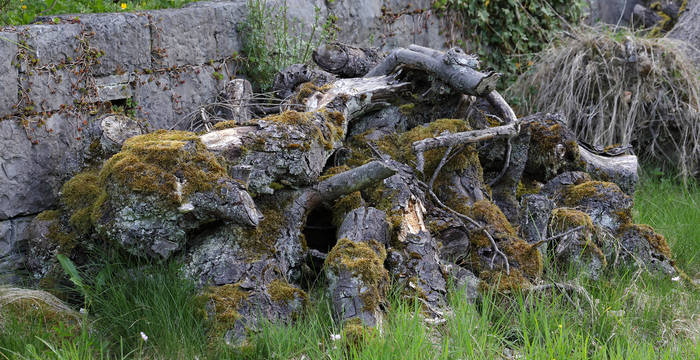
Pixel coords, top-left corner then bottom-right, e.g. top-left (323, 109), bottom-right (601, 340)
top-left (0, 0), bottom-right (200, 26)
top-left (433, 0), bottom-right (585, 85)
top-left (239, 0), bottom-right (337, 91)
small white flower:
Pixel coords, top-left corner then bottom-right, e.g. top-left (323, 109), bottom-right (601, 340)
top-left (79, 308), bottom-right (87, 314)
top-left (140, 331), bottom-right (148, 342)
top-left (330, 333), bottom-right (341, 341)
top-left (672, 276), bottom-right (680, 282)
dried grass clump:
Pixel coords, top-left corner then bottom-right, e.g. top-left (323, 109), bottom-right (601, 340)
top-left (509, 27), bottom-right (700, 179)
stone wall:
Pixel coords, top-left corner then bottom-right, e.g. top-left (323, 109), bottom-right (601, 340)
top-left (0, 0), bottom-right (452, 280)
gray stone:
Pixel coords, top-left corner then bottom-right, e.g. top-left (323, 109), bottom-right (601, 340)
top-left (0, 113), bottom-right (89, 220)
top-left (23, 23), bottom-right (81, 66)
top-left (445, 264), bottom-right (480, 303)
top-left (618, 224), bottom-right (676, 275)
top-left (0, 31), bottom-right (18, 118)
top-left (23, 68), bottom-right (77, 112)
top-left (519, 194), bottom-right (556, 252)
top-left (133, 73), bottom-right (175, 130)
top-left (587, 0), bottom-right (640, 25)
top-left (78, 13), bottom-right (151, 76)
top-left (0, 215), bottom-right (33, 284)
top-left (668, 0), bottom-right (700, 66)
top-left (170, 65), bottom-right (227, 124)
top-left (149, 6), bottom-right (219, 68)
top-left (94, 74), bottom-right (132, 102)
top-left (549, 208), bottom-right (606, 280)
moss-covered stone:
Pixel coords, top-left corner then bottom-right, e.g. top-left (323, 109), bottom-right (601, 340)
top-left (99, 130), bottom-right (228, 204)
top-left (563, 181), bottom-right (622, 206)
top-left (267, 279), bottom-right (308, 305)
top-left (342, 317), bottom-right (372, 349)
top-left (468, 200), bottom-right (516, 248)
top-left (479, 268), bottom-right (532, 292)
top-left (525, 119), bottom-right (583, 181)
top-left (203, 283), bottom-right (249, 337)
top-left (332, 191), bottom-right (364, 228)
top-left (326, 238), bottom-right (388, 286)
top-left (549, 208), bottom-right (607, 277)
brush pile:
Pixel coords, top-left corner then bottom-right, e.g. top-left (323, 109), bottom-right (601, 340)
top-left (21, 43), bottom-right (684, 345)
top-left (509, 27), bottom-right (700, 179)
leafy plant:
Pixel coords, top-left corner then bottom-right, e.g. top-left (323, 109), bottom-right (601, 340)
top-left (433, 0), bottom-right (585, 85)
top-left (239, 0), bottom-right (337, 91)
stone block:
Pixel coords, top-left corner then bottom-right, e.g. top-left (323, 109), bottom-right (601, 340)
top-left (0, 215), bottom-right (32, 284)
top-left (78, 13), bottom-right (151, 75)
top-left (23, 23), bottom-right (81, 66)
top-left (0, 114), bottom-right (86, 220)
top-left (94, 73), bottom-right (132, 102)
top-left (133, 73), bottom-right (175, 130)
top-left (149, 6), bottom-right (218, 68)
top-left (170, 64), bottom-right (228, 127)
top-left (23, 68), bottom-right (77, 112)
top-left (0, 31), bottom-right (18, 118)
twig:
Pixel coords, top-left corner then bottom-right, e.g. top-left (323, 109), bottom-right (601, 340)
top-left (487, 134), bottom-right (512, 187)
top-left (530, 225), bottom-right (585, 248)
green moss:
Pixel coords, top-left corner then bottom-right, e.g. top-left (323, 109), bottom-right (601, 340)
top-left (269, 182), bottom-right (285, 191)
top-left (621, 224), bottom-right (673, 259)
top-left (468, 200), bottom-right (516, 248)
top-left (527, 121), bottom-right (582, 178)
top-left (36, 210), bottom-right (60, 221)
top-left (98, 130), bottom-right (228, 204)
top-left (479, 268), bottom-right (532, 293)
top-left (563, 181), bottom-right (622, 206)
top-left (502, 238), bottom-right (543, 278)
top-left (398, 103), bottom-right (415, 115)
top-left (550, 208), bottom-right (595, 229)
top-left (47, 222), bottom-right (76, 254)
top-left (332, 191), bottom-right (364, 227)
top-left (267, 279), bottom-right (308, 304)
top-left (342, 318), bottom-right (371, 349)
top-left (204, 284), bottom-right (248, 338)
top-left (326, 238), bottom-right (388, 287)
top-left (213, 120), bottom-right (238, 130)
top-left (239, 199), bottom-right (285, 257)
top-left (60, 171), bottom-right (101, 212)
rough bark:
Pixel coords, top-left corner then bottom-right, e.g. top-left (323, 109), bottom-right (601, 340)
top-left (365, 47), bottom-right (500, 96)
top-left (312, 42), bottom-right (384, 78)
top-left (271, 63), bottom-right (336, 100)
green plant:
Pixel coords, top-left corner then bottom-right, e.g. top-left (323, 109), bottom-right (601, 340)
top-left (433, 0), bottom-right (585, 85)
top-left (0, 0), bottom-right (201, 26)
top-left (239, 0), bottom-right (337, 91)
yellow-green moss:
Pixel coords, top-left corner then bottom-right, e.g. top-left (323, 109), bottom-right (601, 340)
top-left (342, 318), bottom-right (371, 349)
top-left (479, 268), bottom-right (532, 293)
top-left (398, 103), bottom-right (415, 115)
top-left (47, 222), bottom-right (76, 253)
top-left (502, 238), bottom-right (543, 278)
top-left (0, 298), bottom-right (80, 338)
top-left (213, 120), bottom-right (238, 130)
top-left (516, 178), bottom-right (542, 199)
top-left (36, 210), bottom-right (60, 221)
top-left (527, 121), bottom-right (581, 176)
top-left (332, 191), bottom-right (364, 227)
top-left (320, 165), bottom-right (351, 181)
top-left (563, 181), bottom-right (622, 206)
top-left (204, 283), bottom-right (249, 336)
top-left (326, 238), bottom-right (388, 286)
top-left (98, 130), bottom-right (228, 204)
top-left (60, 171), bottom-right (101, 212)
top-left (623, 224), bottom-right (673, 259)
top-left (239, 199), bottom-right (285, 257)
top-left (550, 208), bottom-right (595, 229)
top-left (267, 279), bottom-right (308, 304)
top-left (468, 200), bottom-right (516, 248)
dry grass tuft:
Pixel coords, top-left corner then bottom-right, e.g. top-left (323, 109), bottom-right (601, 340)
top-left (509, 26), bottom-right (700, 179)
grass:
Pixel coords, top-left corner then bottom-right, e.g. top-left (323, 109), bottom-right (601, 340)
top-left (1, 174), bottom-right (698, 359)
top-left (0, 0), bottom-right (200, 26)
top-left (508, 26), bottom-right (700, 179)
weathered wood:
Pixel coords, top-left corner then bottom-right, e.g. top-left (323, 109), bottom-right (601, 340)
top-left (271, 63), bottom-right (335, 100)
top-left (312, 42), bottom-right (384, 78)
top-left (365, 47), bottom-right (500, 96)
top-left (411, 122), bottom-right (519, 173)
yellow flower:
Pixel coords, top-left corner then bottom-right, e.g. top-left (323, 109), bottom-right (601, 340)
top-left (21, 5), bottom-right (27, 10)
top-left (121, 3), bottom-right (127, 10)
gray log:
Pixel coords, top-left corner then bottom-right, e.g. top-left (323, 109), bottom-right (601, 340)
top-left (312, 42), bottom-right (384, 78)
top-left (365, 47), bottom-right (500, 96)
